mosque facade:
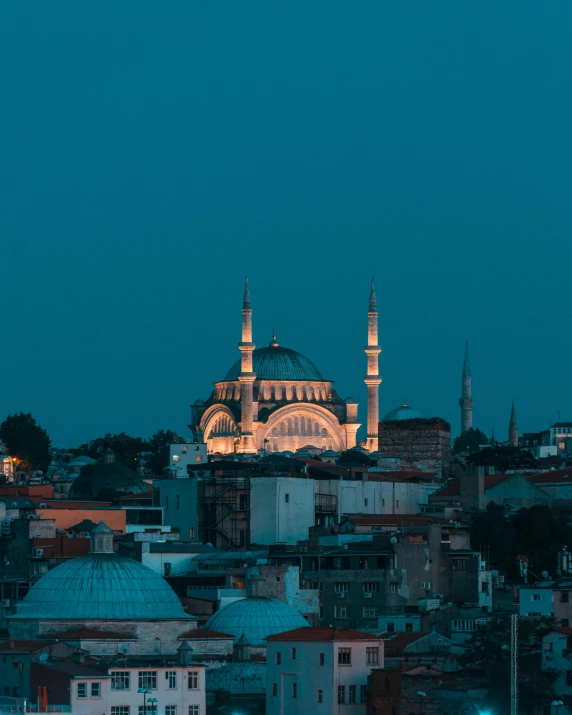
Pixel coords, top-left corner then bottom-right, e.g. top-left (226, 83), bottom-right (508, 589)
top-left (190, 279), bottom-right (381, 456)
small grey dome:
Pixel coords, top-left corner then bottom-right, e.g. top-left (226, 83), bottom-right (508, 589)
top-left (10, 554), bottom-right (190, 621)
top-left (205, 598), bottom-right (309, 646)
top-left (383, 403), bottom-right (424, 421)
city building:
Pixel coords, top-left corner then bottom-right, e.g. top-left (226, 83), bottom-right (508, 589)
top-left (266, 627), bottom-right (383, 715)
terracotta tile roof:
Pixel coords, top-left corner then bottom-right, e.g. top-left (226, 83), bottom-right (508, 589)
top-left (432, 473), bottom-right (511, 498)
top-left (551, 626), bottom-right (572, 636)
top-left (528, 469), bottom-right (572, 484)
top-left (382, 632), bottom-right (425, 652)
top-left (179, 629), bottom-right (234, 640)
top-left (267, 627), bottom-right (380, 642)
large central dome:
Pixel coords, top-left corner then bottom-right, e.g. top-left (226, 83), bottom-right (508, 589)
top-left (224, 345), bottom-right (325, 382)
top-left (10, 553), bottom-right (191, 621)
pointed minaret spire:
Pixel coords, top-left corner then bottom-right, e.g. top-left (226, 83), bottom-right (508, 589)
top-left (243, 276), bottom-right (251, 310)
top-left (364, 278), bottom-right (382, 452)
top-left (369, 277), bottom-right (377, 312)
top-left (509, 399), bottom-right (519, 447)
top-left (237, 278), bottom-right (256, 454)
top-left (459, 341), bottom-right (474, 433)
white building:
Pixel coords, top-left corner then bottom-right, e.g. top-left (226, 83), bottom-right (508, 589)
top-left (68, 654), bottom-right (206, 715)
top-left (169, 442), bottom-right (207, 477)
top-left (266, 627), bottom-right (383, 715)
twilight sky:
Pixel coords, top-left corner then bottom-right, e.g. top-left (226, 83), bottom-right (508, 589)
top-left (1, 2), bottom-right (571, 447)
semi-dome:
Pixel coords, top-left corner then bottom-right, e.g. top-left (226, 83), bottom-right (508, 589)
top-left (383, 403), bottom-right (425, 421)
top-left (10, 525), bottom-right (190, 621)
top-left (205, 597), bottom-right (309, 646)
top-left (224, 344), bottom-right (325, 382)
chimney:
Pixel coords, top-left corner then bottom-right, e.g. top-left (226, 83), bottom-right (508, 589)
top-left (459, 466), bottom-right (485, 511)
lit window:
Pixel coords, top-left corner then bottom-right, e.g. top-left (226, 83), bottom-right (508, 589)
top-left (187, 672), bottom-right (199, 690)
top-left (338, 647), bottom-right (352, 665)
top-left (77, 683), bottom-right (87, 699)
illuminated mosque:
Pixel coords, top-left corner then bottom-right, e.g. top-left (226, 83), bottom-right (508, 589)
top-left (190, 279), bottom-right (381, 455)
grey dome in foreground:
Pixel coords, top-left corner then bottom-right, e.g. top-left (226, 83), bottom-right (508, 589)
top-left (383, 403), bottom-right (425, 421)
top-left (205, 598), bottom-right (309, 646)
top-left (224, 345), bottom-right (325, 382)
top-left (10, 554), bottom-right (191, 621)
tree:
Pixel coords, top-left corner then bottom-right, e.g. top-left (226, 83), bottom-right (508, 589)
top-left (144, 429), bottom-right (180, 475)
top-left (470, 503), bottom-right (519, 578)
top-left (337, 449), bottom-right (376, 467)
top-left (452, 427), bottom-right (489, 454)
top-left (84, 433), bottom-right (145, 471)
top-left (467, 445), bottom-right (538, 472)
top-left (459, 615), bottom-right (557, 711)
top-left (0, 412), bottom-right (51, 476)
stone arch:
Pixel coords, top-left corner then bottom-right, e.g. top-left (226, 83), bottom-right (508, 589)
top-left (257, 404), bottom-right (345, 452)
top-left (200, 404), bottom-right (239, 454)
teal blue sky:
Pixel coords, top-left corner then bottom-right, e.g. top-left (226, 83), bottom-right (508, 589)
top-left (1, 2), bottom-right (571, 446)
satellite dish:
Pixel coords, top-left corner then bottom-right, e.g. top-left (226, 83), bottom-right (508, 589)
top-left (38, 653), bottom-right (49, 663)
top-left (542, 570), bottom-right (549, 579)
top-left (120, 645), bottom-right (130, 654)
top-left (390, 536), bottom-right (398, 544)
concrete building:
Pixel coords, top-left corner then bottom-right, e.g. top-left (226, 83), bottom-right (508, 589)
top-left (189, 279), bottom-right (378, 456)
top-left (251, 476), bottom-right (315, 545)
top-left (154, 477), bottom-right (199, 540)
top-left (378, 410), bottom-right (451, 478)
top-left (266, 627), bottom-right (383, 715)
top-left (542, 627), bottom-right (572, 700)
top-left (550, 422), bottom-right (572, 454)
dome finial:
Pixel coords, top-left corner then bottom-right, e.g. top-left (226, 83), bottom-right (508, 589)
top-left (270, 325), bottom-right (279, 347)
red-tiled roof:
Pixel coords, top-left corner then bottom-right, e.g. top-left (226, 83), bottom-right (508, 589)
top-left (179, 629), bottom-right (233, 640)
top-left (432, 473), bottom-right (511, 498)
top-left (267, 627), bottom-right (380, 642)
top-left (382, 633), bottom-right (426, 652)
top-left (528, 469), bottom-right (572, 484)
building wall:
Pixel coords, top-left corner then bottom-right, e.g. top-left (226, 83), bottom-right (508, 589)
top-left (378, 419), bottom-right (451, 478)
top-left (36, 508), bottom-right (126, 533)
top-left (248, 565), bottom-right (320, 624)
top-left (140, 546), bottom-right (199, 577)
top-left (542, 631), bottom-right (572, 697)
top-left (156, 478), bottom-right (199, 540)
top-left (486, 474), bottom-right (551, 509)
top-left (250, 477), bottom-right (315, 545)
top-left (266, 637), bottom-right (383, 715)
top-left (519, 587), bottom-right (554, 617)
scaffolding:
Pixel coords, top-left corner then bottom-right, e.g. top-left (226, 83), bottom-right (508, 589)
top-left (198, 475), bottom-right (251, 550)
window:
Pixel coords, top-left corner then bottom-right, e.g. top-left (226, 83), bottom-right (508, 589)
top-left (272, 683), bottom-right (278, 696)
top-left (190, 527), bottom-right (195, 539)
top-left (366, 647), bottom-right (379, 665)
top-left (165, 709), bottom-right (176, 715)
top-left (532, 594), bottom-right (541, 602)
top-left (77, 683), bottom-right (87, 698)
top-left (187, 671), bottom-right (199, 690)
top-left (319, 652), bottom-right (325, 666)
top-left (335, 582), bottom-right (350, 592)
top-left (292, 683), bottom-right (297, 699)
top-left (111, 708), bottom-right (130, 715)
top-left (566, 672), bottom-right (572, 686)
top-left (317, 690), bottom-right (323, 703)
top-left (363, 606), bottom-right (379, 619)
top-left (275, 652), bottom-right (281, 665)
top-left (338, 686), bottom-right (345, 703)
top-left (387, 622), bottom-right (395, 632)
top-left (338, 647), bottom-right (352, 665)
top-left (188, 708), bottom-right (199, 715)
top-left (405, 623), bottom-right (413, 633)
top-left (363, 582), bottom-right (380, 592)
top-left (138, 672), bottom-right (157, 690)
top-left (364, 498), bottom-right (368, 507)
top-left (167, 671), bottom-right (177, 689)
top-left (360, 685), bottom-right (367, 703)
top-left (562, 619), bottom-right (570, 627)
top-left (422, 581), bottom-right (431, 590)
top-left (390, 582), bottom-right (398, 593)
top-left (334, 605), bottom-right (348, 618)
top-left (291, 648), bottom-right (296, 660)
top-left (285, 493), bottom-right (289, 503)
top-left (349, 685), bottom-right (356, 703)
top-left (395, 500), bottom-right (399, 508)
top-left (111, 672), bottom-right (130, 690)
top-left (91, 682), bottom-right (101, 697)
top-left (561, 592), bottom-right (569, 603)
top-left (381, 498), bottom-right (385, 507)
top-left (452, 558), bottom-right (467, 571)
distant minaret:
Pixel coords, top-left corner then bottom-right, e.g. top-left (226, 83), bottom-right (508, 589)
top-left (364, 278), bottom-right (382, 452)
top-left (509, 400), bottom-right (519, 447)
top-left (459, 341), bottom-right (474, 433)
top-left (237, 278), bottom-right (257, 454)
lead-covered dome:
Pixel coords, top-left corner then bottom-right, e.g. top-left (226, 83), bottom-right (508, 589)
top-left (383, 403), bottom-right (424, 421)
top-left (205, 597), bottom-right (309, 646)
top-left (224, 345), bottom-right (325, 382)
top-left (10, 538), bottom-right (190, 621)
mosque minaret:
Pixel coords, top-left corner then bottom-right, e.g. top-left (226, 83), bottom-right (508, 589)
top-left (364, 278), bottom-right (382, 452)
